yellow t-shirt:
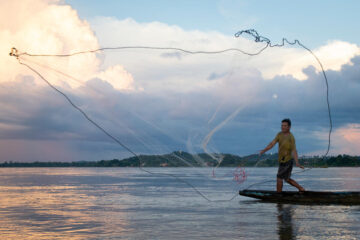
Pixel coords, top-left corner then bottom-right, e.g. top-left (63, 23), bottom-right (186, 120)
top-left (274, 132), bottom-right (296, 163)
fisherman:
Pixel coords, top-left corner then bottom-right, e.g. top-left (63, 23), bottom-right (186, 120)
top-left (259, 118), bottom-right (305, 192)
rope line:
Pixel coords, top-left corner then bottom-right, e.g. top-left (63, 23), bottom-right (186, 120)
top-left (18, 46), bottom-right (269, 58)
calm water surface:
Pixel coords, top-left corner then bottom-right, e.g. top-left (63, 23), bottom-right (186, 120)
top-left (0, 167), bottom-right (359, 240)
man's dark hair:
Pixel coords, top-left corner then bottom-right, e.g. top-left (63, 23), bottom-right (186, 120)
top-left (282, 118), bottom-right (291, 127)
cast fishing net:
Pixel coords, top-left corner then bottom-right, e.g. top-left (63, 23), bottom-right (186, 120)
top-left (9, 29), bottom-right (331, 202)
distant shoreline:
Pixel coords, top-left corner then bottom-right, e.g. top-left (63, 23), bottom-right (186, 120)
top-left (1, 152), bottom-right (359, 168)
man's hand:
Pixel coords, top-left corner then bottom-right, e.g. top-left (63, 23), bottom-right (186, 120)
top-left (259, 149), bottom-right (265, 156)
top-left (296, 162), bottom-right (304, 169)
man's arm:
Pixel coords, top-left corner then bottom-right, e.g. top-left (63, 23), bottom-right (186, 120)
top-left (292, 149), bottom-right (304, 169)
top-left (259, 139), bottom-right (277, 156)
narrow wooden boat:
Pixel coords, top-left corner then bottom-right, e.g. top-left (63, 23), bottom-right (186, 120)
top-left (239, 189), bottom-right (360, 204)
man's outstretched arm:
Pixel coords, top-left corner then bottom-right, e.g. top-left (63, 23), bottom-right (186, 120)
top-left (260, 139), bottom-right (277, 155)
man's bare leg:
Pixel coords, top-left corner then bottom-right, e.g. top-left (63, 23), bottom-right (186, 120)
top-left (277, 178), bottom-right (283, 193)
top-left (285, 178), bottom-right (305, 192)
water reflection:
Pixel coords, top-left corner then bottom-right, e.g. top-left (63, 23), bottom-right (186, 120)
top-left (0, 168), bottom-right (359, 239)
top-left (277, 204), bottom-right (295, 240)
top-left (0, 168), bottom-right (133, 239)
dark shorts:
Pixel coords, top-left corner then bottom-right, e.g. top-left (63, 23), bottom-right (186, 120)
top-left (277, 159), bottom-right (293, 180)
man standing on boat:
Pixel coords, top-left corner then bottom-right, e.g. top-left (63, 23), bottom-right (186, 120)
top-left (259, 119), bottom-right (305, 193)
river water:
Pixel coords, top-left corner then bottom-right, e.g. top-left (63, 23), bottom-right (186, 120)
top-left (0, 167), bottom-right (359, 239)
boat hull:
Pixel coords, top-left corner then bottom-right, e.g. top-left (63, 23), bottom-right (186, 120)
top-left (239, 190), bottom-right (360, 204)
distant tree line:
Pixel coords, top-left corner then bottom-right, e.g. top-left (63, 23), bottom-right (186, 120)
top-left (0, 152), bottom-right (359, 168)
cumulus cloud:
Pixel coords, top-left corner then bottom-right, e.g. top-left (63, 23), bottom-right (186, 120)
top-left (313, 124), bottom-right (360, 156)
top-left (1, 0), bottom-right (98, 85)
top-left (0, 0), bottom-right (138, 161)
top-left (1, 0), bottom-right (135, 91)
top-left (279, 40), bottom-right (360, 80)
top-left (90, 16), bottom-right (360, 84)
top-left (96, 65), bottom-right (135, 91)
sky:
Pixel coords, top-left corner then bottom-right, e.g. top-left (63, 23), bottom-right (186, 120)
top-left (1, 0), bottom-right (360, 162)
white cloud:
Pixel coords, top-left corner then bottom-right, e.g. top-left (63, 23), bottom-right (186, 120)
top-left (90, 16), bottom-right (360, 86)
top-left (1, 0), bottom-right (136, 92)
top-left (332, 124), bottom-right (360, 155)
top-left (313, 124), bottom-right (360, 156)
top-left (0, 0), bottom-right (138, 161)
top-left (89, 16), bottom-right (267, 93)
top-left (97, 65), bottom-right (135, 91)
top-left (1, 0), bottom-right (97, 85)
top-left (279, 40), bottom-right (360, 80)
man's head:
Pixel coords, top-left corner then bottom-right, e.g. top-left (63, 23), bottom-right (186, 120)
top-left (281, 118), bottom-right (291, 133)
